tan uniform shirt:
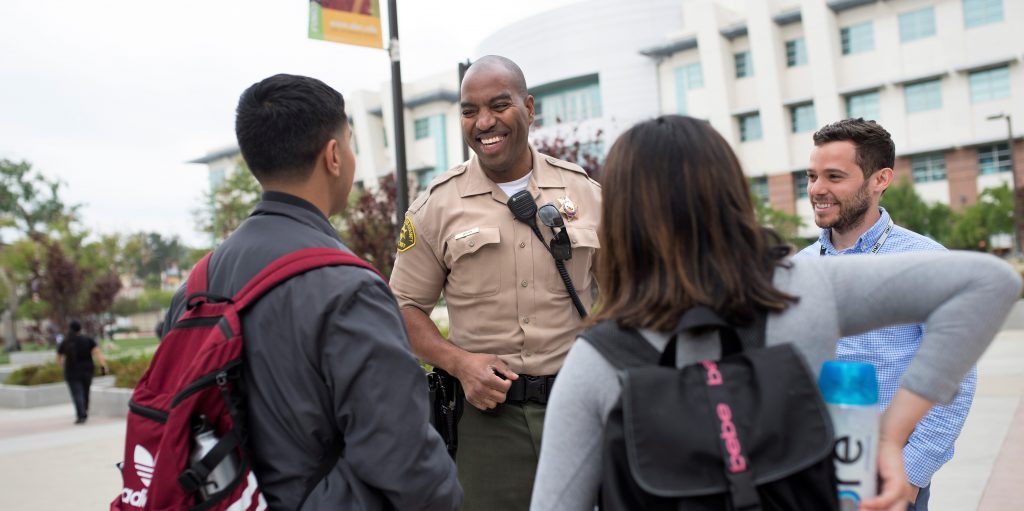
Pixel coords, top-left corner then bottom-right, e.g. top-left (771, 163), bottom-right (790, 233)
top-left (390, 146), bottom-right (602, 376)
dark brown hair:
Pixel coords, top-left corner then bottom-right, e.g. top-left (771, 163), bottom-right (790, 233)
top-left (813, 118), bottom-right (895, 178)
top-left (594, 115), bottom-right (795, 331)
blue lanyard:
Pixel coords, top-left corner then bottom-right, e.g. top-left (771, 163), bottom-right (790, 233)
top-left (819, 221), bottom-right (894, 256)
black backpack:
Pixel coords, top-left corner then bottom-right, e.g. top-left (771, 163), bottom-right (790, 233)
top-left (581, 307), bottom-right (838, 511)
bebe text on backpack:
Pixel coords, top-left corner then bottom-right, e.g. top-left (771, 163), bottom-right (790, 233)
top-left (582, 307), bottom-right (838, 511)
top-left (112, 247), bottom-right (380, 511)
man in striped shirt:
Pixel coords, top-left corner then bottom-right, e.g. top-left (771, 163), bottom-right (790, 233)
top-left (797, 118), bottom-right (976, 511)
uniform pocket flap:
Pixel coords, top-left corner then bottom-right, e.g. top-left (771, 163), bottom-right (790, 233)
top-left (567, 226), bottom-right (600, 249)
top-left (449, 227), bottom-right (501, 263)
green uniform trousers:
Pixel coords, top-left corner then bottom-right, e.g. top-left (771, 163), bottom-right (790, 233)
top-left (456, 401), bottom-right (546, 511)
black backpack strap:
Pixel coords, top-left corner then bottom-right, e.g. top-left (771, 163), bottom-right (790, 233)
top-left (579, 320), bottom-right (661, 370)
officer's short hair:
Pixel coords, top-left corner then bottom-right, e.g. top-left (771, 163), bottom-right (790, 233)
top-left (235, 74), bottom-right (347, 184)
top-left (467, 55), bottom-right (528, 98)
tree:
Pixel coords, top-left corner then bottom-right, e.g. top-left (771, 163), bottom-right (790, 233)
top-left (754, 198), bottom-right (806, 249)
top-left (0, 159), bottom-right (78, 349)
top-left (946, 184), bottom-right (1014, 251)
top-left (880, 179), bottom-right (953, 245)
top-left (532, 126), bottom-right (604, 180)
top-left (194, 161), bottom-right (261, 243)
top-left (340, 175), bottom-right (399, 277)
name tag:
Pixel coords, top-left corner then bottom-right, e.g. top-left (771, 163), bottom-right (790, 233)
top-left (454, 227), bottom-right (480, 240)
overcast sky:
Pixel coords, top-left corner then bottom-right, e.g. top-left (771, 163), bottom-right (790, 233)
top-left (0, 0), bottom-right (579, 247)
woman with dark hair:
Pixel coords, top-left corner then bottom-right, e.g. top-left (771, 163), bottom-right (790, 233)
top-left (57, 320), bottom-right (108, 424)
top-left (529, 115), bottom-right (1021, 511)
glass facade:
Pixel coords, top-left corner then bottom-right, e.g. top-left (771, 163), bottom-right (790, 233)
top-left (414, 118), bottom-right (430, 140)
top-left (534, 79), bottom-right (602, 127)
top-left (977, 143), bottom-right (1012, 175)
top-left (750, 176), bottom-right (769, 204)
top-left (841, 22), bottom-right (874, 55)
top-left (911, 153), bottom-right (947, 182)
top-left (786, 38), bottom-right (807, 67)
top-left (904, 79), bottom-right (943, 113)
top-left (790, 103), bottom-right (816, 133)
top-left (674, 63), bottom-right (703, 115)
top-left (969, 66), bottom-right (1011, 103)
top-left (794, 170), bottom-right (809, 199)
top-left (899, 7), bottom-right (936, 42)
top-left (735, 51), bottom-right (753, 78)
top-left (846, 91), bottom-right (881, 121)
top-left (964, 0), bottom-right (1004, 28)
top-left (738, 112), bottom-right (762, 142)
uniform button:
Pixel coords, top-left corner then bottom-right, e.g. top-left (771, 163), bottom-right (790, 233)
top-left (468, 240), bottom-right (475, 247)
top-left (572, 239), bottom-right (578, 245)
top-left (523, 317), bottom-right (530, 324)
top-left (519, 241), bottom-right (526, 248)
top-left (521, 280), bottom-right (528, 287)
top-left (524, 351), bottom-right (533, 357)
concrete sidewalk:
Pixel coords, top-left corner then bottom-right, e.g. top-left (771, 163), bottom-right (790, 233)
top-left (1, 332), bottom-right (1023, 510)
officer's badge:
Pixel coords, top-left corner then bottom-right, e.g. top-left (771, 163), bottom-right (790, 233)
top-left (557, 196), bottom-right (578, 221)
top-left (398, 214), bottom-right (416, 252)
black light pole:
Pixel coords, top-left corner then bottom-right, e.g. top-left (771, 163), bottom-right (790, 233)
top-left (458, 59), bottom-right (472, 163)
top-left (988, 113), bottom-right (1019, 255)
top-left (388, 0), bottom-right (408, 225)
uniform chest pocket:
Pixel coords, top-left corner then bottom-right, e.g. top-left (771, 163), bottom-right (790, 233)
top-left (446, 227), bottom-right (502, 298)
top-left (546, 225), bottom-right (601, 294)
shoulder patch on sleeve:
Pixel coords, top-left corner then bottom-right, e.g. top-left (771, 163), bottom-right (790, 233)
top-left (397, 214), bottom-right (417, 252)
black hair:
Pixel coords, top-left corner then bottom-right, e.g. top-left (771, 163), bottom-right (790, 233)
top-left (235, 74), bottom-right (347, 183)
top-left (69, 320), bottom-right (82, 333)
top-left (813, 118), bottom-right (895, 178)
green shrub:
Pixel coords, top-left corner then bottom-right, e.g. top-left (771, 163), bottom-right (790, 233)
top-left (108, 353), bottom-right (154, 389)
top-left (4, 362), bottom-right (64, 385)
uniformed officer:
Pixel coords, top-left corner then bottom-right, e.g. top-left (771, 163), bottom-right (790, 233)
top-left (389, 55), bottom-right (602, 510)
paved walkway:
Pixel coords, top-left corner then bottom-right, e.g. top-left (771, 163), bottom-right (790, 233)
top-left (2, 331), bottom-right (1023, 510)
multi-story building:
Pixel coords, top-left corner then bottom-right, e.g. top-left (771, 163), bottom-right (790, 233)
top-left (194, 0), bottom-right (1022, 239)
top-left (644, 0), bottom-right (1022, 236)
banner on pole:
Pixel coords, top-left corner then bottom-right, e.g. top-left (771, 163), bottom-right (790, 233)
top-left (308, 0), bottom-right (383, 49)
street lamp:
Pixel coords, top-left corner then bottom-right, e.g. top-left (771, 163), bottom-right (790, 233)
top-left (987, 113), bottom-right (1020, 255)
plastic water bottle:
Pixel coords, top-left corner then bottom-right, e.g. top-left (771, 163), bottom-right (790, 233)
top-left (190, 416), bottom-right (240, 500)
top-left (818, 361), bottom-right (879, 511)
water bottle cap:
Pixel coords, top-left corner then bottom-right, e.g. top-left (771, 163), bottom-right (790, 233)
top-left (818, 360), bottom-right (879, 405)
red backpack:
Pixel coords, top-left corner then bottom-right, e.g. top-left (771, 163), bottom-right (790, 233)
top-left (112, 247), bottom-right (381, 511)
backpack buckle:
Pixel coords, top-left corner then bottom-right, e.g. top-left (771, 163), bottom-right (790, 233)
top-left (177, 468), bottom-right (204, 494)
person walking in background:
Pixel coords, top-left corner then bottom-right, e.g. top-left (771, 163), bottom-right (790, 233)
top-left (389, 55), bottom-right (602, 510)
top-left (530, 115), bottom-right (1020, 511)
top-left (56, 319), bottom-right (107, 424)
top-left (797, 118), bottom-right (974, 510)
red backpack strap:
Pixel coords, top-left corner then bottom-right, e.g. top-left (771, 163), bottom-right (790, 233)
top-left (232, 247), bottom-right (383, 310)
top-left (185, 252), bottom-right (213, 296)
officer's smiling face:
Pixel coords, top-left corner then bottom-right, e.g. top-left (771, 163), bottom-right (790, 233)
top-left (460, 65), bottom-right (535, 181)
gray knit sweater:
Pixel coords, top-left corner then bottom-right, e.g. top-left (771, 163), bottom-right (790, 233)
top-left (530, 251), bottom-right (1021, 511)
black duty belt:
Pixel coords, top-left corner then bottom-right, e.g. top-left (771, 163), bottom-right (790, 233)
top-left (506, 374), bottom-right (557, 405)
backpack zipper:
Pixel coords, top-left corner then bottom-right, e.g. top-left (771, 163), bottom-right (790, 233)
top-left (170, 359), bottom-right (242, 407)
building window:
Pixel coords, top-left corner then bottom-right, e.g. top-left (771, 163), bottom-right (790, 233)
top-left (734, 51), bottom-right (753, 78)
top-left (785, 37), bottom-right (807, 67)
top-left (846, 91), bottom-right (881, 121)
top-left (794, 170), bottom-right (809, 199)
top-left (750, 176), bottom-right (769, 204)
top-left (841, 22), bottom-right (874, 55)
top-left (911, 153), bottom-right (947, 182)
top-left (414, 118), bottom-right (430, 140)
top-left (977, 143), bottom-right (1012, 175)
top-left (790, 103), bottom-right (816, 133)
top-left (738, 112), bottom-right (762, 142)
top-left (904, 79), bottom-right (943, 113)
top-left (534, 78), bottom-right (602, 127)
top-left (674, 63), bottom-right (703, 115)
top-left (964, 0), bottom-right (1004, 28)
top-left (900, 7), bottom-right (937, 42)
top-left (969, 66), bottom-right (1011, 103)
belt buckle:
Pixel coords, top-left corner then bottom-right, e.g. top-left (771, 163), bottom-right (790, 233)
top-left (524, 375), bottom-right (547, 404)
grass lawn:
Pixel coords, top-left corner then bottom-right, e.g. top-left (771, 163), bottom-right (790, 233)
top-left (101, 336), bottom-right (160, 359)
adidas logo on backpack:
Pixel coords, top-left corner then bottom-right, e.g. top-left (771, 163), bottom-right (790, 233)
top-left (111, 248), bottom-right (380, 510)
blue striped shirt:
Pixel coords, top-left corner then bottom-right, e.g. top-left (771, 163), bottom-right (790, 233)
top-left (797, 207), bottom-right (977, 487)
